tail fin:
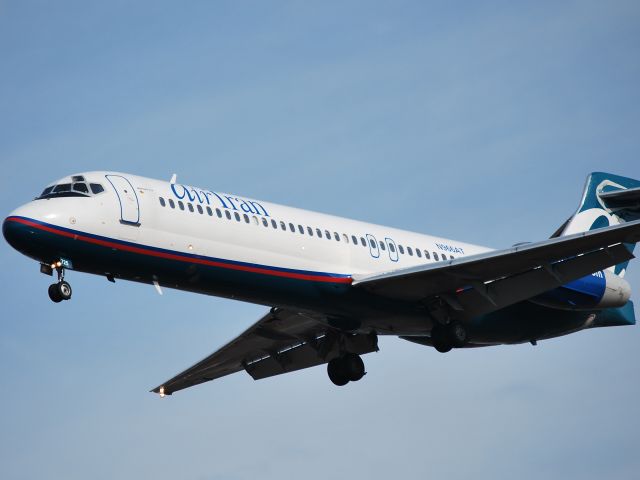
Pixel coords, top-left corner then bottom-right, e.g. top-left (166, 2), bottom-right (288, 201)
top-left (556, 172), bottom-right (640, 277)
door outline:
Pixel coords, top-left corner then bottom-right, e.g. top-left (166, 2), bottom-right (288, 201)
top-left (366, 233), bottom-right (380, 258)
top-left (106, 175), bottom-right (141, 226)
top-left (385, 237), bottom-right (399, 262)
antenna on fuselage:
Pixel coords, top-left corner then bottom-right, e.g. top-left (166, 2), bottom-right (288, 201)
top-left (170, 173), bottom-right (177, 184)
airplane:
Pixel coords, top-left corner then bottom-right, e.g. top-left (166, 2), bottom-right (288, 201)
top-left (3, 171), bottom-right (640, 396)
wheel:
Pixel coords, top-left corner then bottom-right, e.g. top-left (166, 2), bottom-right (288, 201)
top-left (327, 358), bottom-right (349, 386)
top-left (431, 326), bottom-right (452, 353)
top-left (48, 284), bottom-right (63, 303)
top-left (57, 281), bottom-right (72, 301)
top-left (447, 322), bottom-right (468, 348)
top-left (433, 341), bottom-right (452, 353)
top-left (342, 353), bottom-right (365, 381)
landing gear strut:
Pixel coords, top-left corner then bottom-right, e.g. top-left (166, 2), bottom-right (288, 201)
top-left (431, 321), bottom-right (468, 353)
top-left (48, 263), bottom-right (72, 303)
top-left (327, 353), bottom-right (365, 386)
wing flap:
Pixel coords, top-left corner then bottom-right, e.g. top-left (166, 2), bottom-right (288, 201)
top-left (245, 332), bottom-right (378, 380)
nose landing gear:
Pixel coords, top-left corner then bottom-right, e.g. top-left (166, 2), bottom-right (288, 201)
top-left (47, 263), bottom-right (72, 303)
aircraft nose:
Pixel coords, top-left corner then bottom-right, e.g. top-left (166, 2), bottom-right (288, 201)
top-left (3, 216), bottom-right (27, 252)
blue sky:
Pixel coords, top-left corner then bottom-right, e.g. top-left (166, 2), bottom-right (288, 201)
top-left (1, 1), bottom-right (639, 479)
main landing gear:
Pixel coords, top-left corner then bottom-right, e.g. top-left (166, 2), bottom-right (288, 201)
top-left (431, 321), bottom-right (468, 353)
top-left (327, 353), bottom-right (366, 386)
top-left (47, 263), bottom-right (72, 303)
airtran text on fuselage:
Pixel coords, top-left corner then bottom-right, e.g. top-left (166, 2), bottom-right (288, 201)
top-left (171, 184), bottom-right (270, 217)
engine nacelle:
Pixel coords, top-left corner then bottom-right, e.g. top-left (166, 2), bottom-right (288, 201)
top-left (531, 270), bottom-right (631, 311)
top-left (598, 270), bottom-right (632, 308)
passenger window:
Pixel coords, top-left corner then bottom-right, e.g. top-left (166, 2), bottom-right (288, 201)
top-left (369, 238), bottom-right (376, 248)
top-left (226, 210), bottom-right (232, 220)
top-left (262, 217), bottom-right (269, 227)
top-left (307, 227), bottom-right (314, 236)
top-left (424, 250), bottom-right (430, 259)
top-left (206, 206), bottom-right (212, 216)
top-left (433, 252), bottom-right (439, 261)
top-left (216, 208), bottom-right (222, 218)
top-left (187, 203), bottom-right (194, 212)
top-left (252, 216), bottom-right (259, 225)
top-left (450, 255), bottom-right (455, 260)
top-left (416, 249), bottom-right (422, 258)
top-left (159, 197), bottom-right (166, 207)
top-left (280, 221), bottom-right (286, 231)
top-left (389, 243), bottom-right (396, 253)
top-left (244, 214), bottom-right (250, 223)
top-left (289, 223), bottom-right (295, 232)
top-left (90, 183), bottom-right (104, 194)
top-left (325, 230), bottom-right (331, 240)
top-left (272, 219), bottom-right (278, 229)
top-left (379, 241), bottom-right (386, 251)
top-left (360, 237), bottom-right (366, 247)
top-left (298, 225), bottom-right (304, 234)
top-left (351, 235), bottom-right (357, 244)
top-left (334, 232), bottom-right (340, 241)
top-left (234, 212), bottom-right (241, 221)
top-left (407, 246), bottom-right (413, 256)
top-left (178, 201), bottom-right (185, 210)
top-left (398, 245), bottom-right (405, 254)
top-left (197, 205), bottom-right (204, 214)
top-left (316, 228), bottom-right (322, 237)
top-left (342, 234), bottom-right (349, 243)
top-left (169, 199), bottom-right (175, 209)
top-left (73, 183), bottom-right (89, 193)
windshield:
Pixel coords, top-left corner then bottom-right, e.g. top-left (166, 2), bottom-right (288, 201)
top-left (36, 178), bottom-right (105, 200)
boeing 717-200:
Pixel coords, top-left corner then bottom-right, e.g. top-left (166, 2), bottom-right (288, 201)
top-left (3, 171), bottom-right (640, 395)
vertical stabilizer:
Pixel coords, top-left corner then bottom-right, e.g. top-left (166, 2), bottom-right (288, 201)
top-left (559, 172), bottom-right (640, 277)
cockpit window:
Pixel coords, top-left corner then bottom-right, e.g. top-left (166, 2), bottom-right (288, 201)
top-left (90, 183), bottom-right (104, 194)
top-left (36, 179), bottom-right (105, 199)
top-left (53, 183), bottom-right (72, 192)
top-left (73, 182), bottom-right (88, 193)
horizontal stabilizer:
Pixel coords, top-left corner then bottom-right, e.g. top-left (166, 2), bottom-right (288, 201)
top-left (599, 186), bottom-right (640, 211)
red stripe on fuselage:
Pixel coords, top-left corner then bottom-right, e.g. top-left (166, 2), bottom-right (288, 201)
top-left (7, 217), bottom-right (353, 284)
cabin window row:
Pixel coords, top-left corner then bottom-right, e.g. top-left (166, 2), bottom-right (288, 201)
top-left (158, 196), bottom-right (456, 261)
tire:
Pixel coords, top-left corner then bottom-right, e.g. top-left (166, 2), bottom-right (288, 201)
top-left (343, 353), bottom-right (365, 382)
top-left (48, 284), bottom-right (63, 303)
top-left (431, 325), bottom-right (452, 353)
top-left (57, 281), bottom-right (72, 301)
top-left (433, 341), bottom-right (452, 353)
top-left (447, 322), bottom-right (468, 348)
top-left (327, 358), bottom-right (349, 386)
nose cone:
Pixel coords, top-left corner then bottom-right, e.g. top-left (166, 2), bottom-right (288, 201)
top-left (3, 215), bottom-right (25, 252)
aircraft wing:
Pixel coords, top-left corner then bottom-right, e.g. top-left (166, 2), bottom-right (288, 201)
top-left (352, 220), bottom-right (640, 316)
top-left (151, 309), bottom-right (378, 396)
